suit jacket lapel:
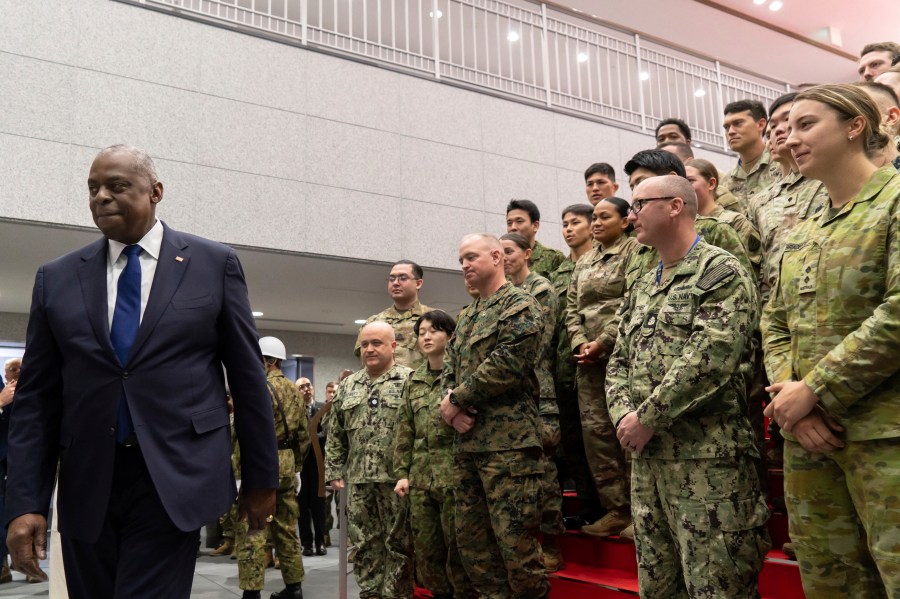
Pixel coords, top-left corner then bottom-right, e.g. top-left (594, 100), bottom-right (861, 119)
top-left (127, 224), bottom-right (190, 364)
top-left (78, 239), bottom-right (120, 365)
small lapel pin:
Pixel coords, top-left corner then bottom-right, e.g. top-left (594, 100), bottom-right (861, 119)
top-left (175, 256), bottom-right (184, 262)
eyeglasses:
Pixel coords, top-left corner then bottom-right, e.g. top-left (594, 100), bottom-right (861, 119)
top-left (299, 383), bottom-right (311, 388)
top-left (629, 196), bottom-right (676, 215)
top-left (387, 275), bottom-right (414, 283)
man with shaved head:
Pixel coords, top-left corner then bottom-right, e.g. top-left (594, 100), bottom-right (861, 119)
top-left (856, 81), bottom-right (900, 170)
top-left (325, 322), bottom-right (414, 599)
top-left (606, 176), bottom-right (769, 598)
top-left (439, 234), bottom-right (549, 597)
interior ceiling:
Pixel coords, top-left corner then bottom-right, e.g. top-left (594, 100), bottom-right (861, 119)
top-left (0, 220), bottom-right (472, 338)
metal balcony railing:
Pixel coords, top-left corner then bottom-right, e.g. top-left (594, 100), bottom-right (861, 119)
top-left (118, 0), bottom-right (791, 152)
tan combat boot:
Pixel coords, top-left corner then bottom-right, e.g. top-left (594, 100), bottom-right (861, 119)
top-left (0, 561), bottom-right (11, 584)
top-left (581, 509), bottom-right (632, 538)
top-left (541, 535), bottom-right (565, 572)
top-left (209, 537), bottom-right (235, 556)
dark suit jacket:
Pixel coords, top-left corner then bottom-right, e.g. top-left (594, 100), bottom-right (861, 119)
top-left (6, 223), bottom-right (279, 542)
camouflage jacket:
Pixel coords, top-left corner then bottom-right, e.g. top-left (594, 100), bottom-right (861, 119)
top-left (517, 272), bottom-right (558, 412)
top-left (761, 167), bottom-right (900, 441)
top-left (266, 368), bottom-right (310, 477)
top-left (550, 257), bottom-right (578, 388)
top-left (566, 236), bottom-right (638, 356)
top-left (392, 364), bottom-right (456, 490)
top-left (530, 241), bottom-right (566, 279)
top-left (442, 283), bottom-right (542, 453)
top-left (324, 364), bottom-right (413, 483)
top-left (727, 150), bottom-right (779, 213)
top-left (747, 171), bottom-right (827, 303)
top-left (607, 241), bottom-right (760, 459)
top-left (354, 301), bottom-right (433, 370)
top-left (708, 204), bottom-right (761, 271)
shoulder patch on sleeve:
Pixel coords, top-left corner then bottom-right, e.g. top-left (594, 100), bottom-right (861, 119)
top-left (697, 262), bottom-right (736, 291)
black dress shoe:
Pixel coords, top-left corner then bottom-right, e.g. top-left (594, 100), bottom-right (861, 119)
top-left (302, 546), bottom-right (314, 556)
top-left (242, 592), bottom-right (261, 599)
top-left (271, 582), bottom-right (303, 599)
top-left (315, 545), bottom-right (327, 556)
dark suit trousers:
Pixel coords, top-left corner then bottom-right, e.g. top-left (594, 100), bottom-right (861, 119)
top-left (61, 445), bottom-right (200, 599)
top-left (297, 452), bottom-right (326, 548)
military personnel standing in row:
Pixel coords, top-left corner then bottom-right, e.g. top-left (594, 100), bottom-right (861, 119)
top-left (393, 310), bottom-right (473, 599)
top-left (608, 176), bottom-right (769, 599)
top-left (236, 337), bottom-right (310, 599)
top-left (326, 322), bottom-right (414, 599)
top-left (550, 204), bottom-right (602, 528)
top-left (355, 260), bottom-right (433, 370)
top-left (724, 100), bottom-right (779, 213)
top-left (500, 232), bottom-right (566, 571)
top-left (505, 199), bottom-right (566, 277)
top-left (439, 234), bottom-right (548, 599)
top-left (654, 119), bottom-right (736, 207)
top-left (583, 162), bottom-right (621, 206)
top-left (762, 84), bottom-right (900, 598)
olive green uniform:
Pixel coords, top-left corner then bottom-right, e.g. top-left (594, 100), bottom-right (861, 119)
top-left (324, 364), bottom-right (415, 599)
top-left (608, 241), bottom-right (769, 599)
top-left (393, 364), bottom-right (473, 598)
top-left (708, 204), bottom-right (761, 273)
top-left (355, 301), bottom-right (433, 369)
top-left (530, 240), bottom-right (566, 279)
top-left (565, 236), bottom-right (638, 514)
top-left (726, 150), bottom-right (779, 214)
top-left (761, 167), bottom-right (900, 598)
top-left (442, 283), bottom-right (548, 599)
top-left (236, 368), bottom-right (310, 591)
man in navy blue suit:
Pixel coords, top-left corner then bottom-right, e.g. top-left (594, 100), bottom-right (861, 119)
top-left (5, 145), bottom-right (279, 599)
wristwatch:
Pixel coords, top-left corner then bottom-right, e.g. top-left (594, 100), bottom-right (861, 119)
top-left (448, 390), bottom-right (460, 407)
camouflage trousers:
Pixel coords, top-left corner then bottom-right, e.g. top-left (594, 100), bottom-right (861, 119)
top-left (577, 360), bottom-right (630, 511)
top-left (236, 476), bottom-right (305, 590)
top-left (539, 415), bottom-right (565, 536)
top-left (454, 448), bottom-right (549, 599)
top-left (346, 482), bottom-right (414, 599)
top-left (556, 382), bottom-right (601, 512)
top-left (409, 486), bottom-right (474, 598)
top-left (219, 503), bottom-right (238, 538)
top-left (784, 437), bottom-right (900, 599)
top-left (631, 456), bottom-right (770, 599)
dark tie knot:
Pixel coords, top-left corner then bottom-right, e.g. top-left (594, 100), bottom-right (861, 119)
top-left (124, 245), bottom-right (142, 258)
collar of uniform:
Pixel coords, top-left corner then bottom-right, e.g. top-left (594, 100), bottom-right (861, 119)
top-left (410, 362), bottom-right (442, 384)
top-left (707, 204), bottom-right (725, 219)
top-left (745, 149), bottom-right (772, 176)
top-left (649, 240), bottom-right (704, 294)
top-left (266, 368), bottom-right (286, 381)
top-left (476, 282), bottom-right (512, 312)
top-left (367, 363), bottom-right (411, 386)
top-left (107, 218), bottom-right (163, 265)
top-left (819, 166), bottom-right (897, 225)
top-left (387, 300), bottom-right (425, 317)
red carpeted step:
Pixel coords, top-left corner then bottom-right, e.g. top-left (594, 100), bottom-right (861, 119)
top-left (557, 531), bottom-right (638, 574)
top-left (767, 510), bottom-right (791, 550)
top-left (550, 561), bottom-right (640, 595)
top-left (761, 551), bottom-right (805, 598)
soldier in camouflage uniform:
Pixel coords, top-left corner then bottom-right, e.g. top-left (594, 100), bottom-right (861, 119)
top-left (565, 199), bottom-right (638, 538)
top-left (326, 322), bottom-right (414, 599)
top-left (500, 233), bottom-right (566, 570)
top-left (761, 85), bottom-right (900, 598)
top-left (723, 100), bottom-right (780, 213)
top-left (354, 260), bottom-right (433, 370)
top-left (506, 199), bottom-right (566, 277)
top-left (236, 337), bottom-right (310, 599)
top-left (608, 176), bottom-right (769, 599)
top-left (393, 310), bottom-right (473, 599)
top-left (551, 204), bottom-right (602, 526)
top-left (440, 234), bottom-right (548, 599)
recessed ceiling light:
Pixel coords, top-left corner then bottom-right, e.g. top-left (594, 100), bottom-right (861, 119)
top-left (753, 0), bottom-right (766, 5)
top-left (354, 319), bottom-right (367, 324)
top-left (639, 71), bottom-right (650, 81)
top-left (507, 31), bottom-right (520, 42)
top-left (429, 10), bottom-right (442, 18)
top-left (252, 311), bottom-right (264, 317)
top-left (769, 1), bottom-right (783, 10)
top-left (694, 89), bottom-right (707, 98)
top-left (577, 52), bottom-right (589, 63)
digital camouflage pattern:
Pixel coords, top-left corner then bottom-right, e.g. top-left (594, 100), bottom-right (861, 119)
top-left (236, 475), bottom-right (305, 590)
top-left (708, 204), bottom-right (762, 272)
top-left (267, 368), bottom-right (310, 477)
top-left (549, 257), bottom-right (578, 387)
top-left (783, 438), bottom-right (899, 598)
top-left (441, 283), bottom-right (542, 453)
top-left (631, 456), bottom-right (770, 598)
top-left (529, 240), bottom-right (566, 279)
top-left (346, 482), bottom-right (414, 599)
top-left (747, 170), bottom-right (828, 303)
top-left (761, 167), bottom-right (900, 441)
top-left (354, 301), bottom-right (433, 370)
top-left (607, 241), bottom-right (760, 460)
top-left (517, 271), bottom-right (558, 411)
top-left (726, 149), bottom-right (779, 214)
top-left (539, 414), bottom-right (565, 535)
top-left (409, 487), bottom-right (473, 598)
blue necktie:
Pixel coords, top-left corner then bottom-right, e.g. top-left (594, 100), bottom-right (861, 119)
top-left (110, 245), bottom-right (142, 444)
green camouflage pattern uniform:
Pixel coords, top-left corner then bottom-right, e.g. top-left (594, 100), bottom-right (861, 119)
top-left (236, 368), bottom-right (310, 591)
top-left (517, 271), bottom-right (564, 537)
top-left (565, 236), bottom-right (638, 513)
top-left (726, 150), bottom-right (779, 214)
top-left (607, 241), bottom-right (770, 599)
top-left (761, 167), bottom-right (900, 598)
top-left (392, 364), bottom-right (473, 599)
top-left (550, 256), bottom-right (597, 509)
top-left (529, 240), bottom-right (566, 279)
top-left (747, 170), bottom-right (828, 304)
top-left (708, 204), bottom-right (761, 273)
top-left (355, 301), bottom-right (433, 369)
top-left (324, 365), bottom-right (414, 599)
top-left (442, 283), bottom-right (548, 599)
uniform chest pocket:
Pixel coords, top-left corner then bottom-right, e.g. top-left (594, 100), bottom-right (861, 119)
top-left (339, 393), bottom-right (367, 431)
top-left (655, 304), bottom-right (695, 355)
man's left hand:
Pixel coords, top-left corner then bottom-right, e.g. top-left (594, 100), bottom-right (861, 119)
top-left (764, 380), bottom-right (819, 433)
top-left (616, 412), bottom-right (654, 453)
top-left (439, 390), bottom-right (461, 425)
top-left (237, 487), bottom-right (276, 533)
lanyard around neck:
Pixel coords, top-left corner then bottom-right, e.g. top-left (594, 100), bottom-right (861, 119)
top-left (657, 235), bottom-right (700, 285)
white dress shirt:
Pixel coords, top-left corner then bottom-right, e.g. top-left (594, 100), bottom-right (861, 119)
top-left (106, 219), bottom-right (164, 328)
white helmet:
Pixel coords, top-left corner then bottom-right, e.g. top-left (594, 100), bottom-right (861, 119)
top-left (259, 336), bottom-right (287, 360)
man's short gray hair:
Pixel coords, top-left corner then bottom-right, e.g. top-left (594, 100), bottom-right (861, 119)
top-left (96, 144), bottom-right (159, 184)
top-left (4, 357), bottom-right (21, 369)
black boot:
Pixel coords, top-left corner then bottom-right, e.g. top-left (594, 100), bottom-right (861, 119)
top-left (242, 592), bottom-right (261, 599)
top-left (271, 582), bottom-right (303, 599)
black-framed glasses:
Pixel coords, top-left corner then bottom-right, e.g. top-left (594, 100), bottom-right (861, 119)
top-left (387, 275), bottom-right (414, 283)
top-left (629, 196), bottom-right (676, 215)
